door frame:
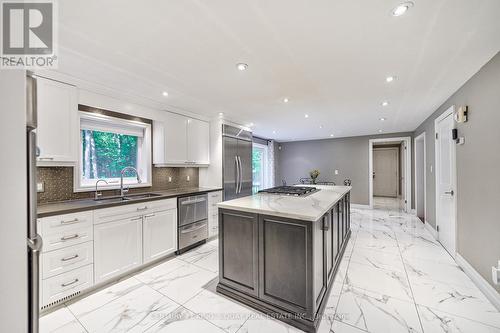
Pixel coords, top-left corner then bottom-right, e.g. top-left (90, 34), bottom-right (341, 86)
top-left (414, 132), bottom-right (426, 222)
top-left (434, 105), bottom-right (457, 257)
top-left (369, 136), bottom-right (412, 212)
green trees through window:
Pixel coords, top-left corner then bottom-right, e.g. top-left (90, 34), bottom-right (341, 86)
top-left (81, 130), bottom-right (138, 180)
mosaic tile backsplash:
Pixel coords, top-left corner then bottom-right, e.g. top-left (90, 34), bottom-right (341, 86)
top-left (37, 167), bottom-right (199, 204)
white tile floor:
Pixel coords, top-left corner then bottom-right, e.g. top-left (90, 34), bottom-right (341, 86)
top-left (40, 198), bottom-right (500, 333)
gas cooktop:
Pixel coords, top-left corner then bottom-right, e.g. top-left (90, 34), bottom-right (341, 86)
top-left (258, 186), bottom-right (319, 196)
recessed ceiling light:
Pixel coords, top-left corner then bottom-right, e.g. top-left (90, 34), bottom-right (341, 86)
top-left (386, 76), bottom-right (396, 83)
top-left (162, 91), bottom-right (168, 97)
top-left (272, 130), bottom-right (276, 134)
top-left (304, 114), bottom-right (309, 118)
top-left (247, 122), bottom-right (254, 127)
top-left (283, 97), bottom-right (289, 103)
top-left (378, 129), bottom-right (383, 133)
top-left (319, 125), bottom-right (323, 129)
top-left (381, 101), bottom-right (389, 107)
top-left (380, 117), bottom-right (386, 121)
top-left (236, 63), bottom-right (248, 71)
top-left (330, 134), bottom-right (334, 137)
top-left (392, 2), bottom-right (414, 17)
top-left (218, 112), bottom-right (224, 116)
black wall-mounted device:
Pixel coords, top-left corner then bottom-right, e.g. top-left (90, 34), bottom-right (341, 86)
top-left (452, 128), bottom-right (458, 141)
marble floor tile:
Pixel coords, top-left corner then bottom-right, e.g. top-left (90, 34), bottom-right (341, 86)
top-left (335, 285), bottom-right (422, 333)
top-left (76, 284), bottom-right (179, 333)
top-left (39, 306), bottom-right (86, 333)
top-left (237, 314), bottom-right (304, 333)
top-left (404, 256), bottom-right (476, 288)
top-left (151, 263), bottom-right (218, 304)
top-left (145, 306), bottom-right (225, 333)
top-left (417, 305), bottom-right (500, 333)
top-left (322, 282), bottom-right (344, 318)
top-left (345, 262), bottom-right (413, 302)
top-left (67, 276), bottom-right (143, 318)
top-left (350, 247), bottom-right (405, 273)
top-left (410, 277), bottom-right (500, 328)
top-left (134, 258), bottom-right (189, 290)
top-left (191, 249), bottom-right (219, 273)
top-left (399, 241), bottom-right (454, 263)
top-left (184, 288), bottom-right (253, 333)
top-left (318, 319), bottom-right (367, 333)
top-left (178, 242), bottom-right (218, 264)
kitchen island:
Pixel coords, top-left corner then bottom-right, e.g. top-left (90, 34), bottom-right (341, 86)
top-left (216, 185), bottom-right (351, 333)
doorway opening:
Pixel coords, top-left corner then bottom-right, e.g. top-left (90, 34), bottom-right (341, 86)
top-left (414, 132), bottom-right (426, 222)
top-left (252, 142), bottom-right (271, 193)
top-left (369, 136), bottom-right (412, 212)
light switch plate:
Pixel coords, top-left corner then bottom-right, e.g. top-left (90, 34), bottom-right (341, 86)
top-left (334, 170), bottom-right (339, 175)
top-left (493, 261), bottom-right (500, 286)
top-left (168, 176), bottom-right (172, 182)
top-left (37, 182), bottom-right (44, 192)
top-left (186, 175), bottom-right (190, 181)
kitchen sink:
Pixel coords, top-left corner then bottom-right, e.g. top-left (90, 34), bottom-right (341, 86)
top-left (94, 193), bottom-right (162, 203)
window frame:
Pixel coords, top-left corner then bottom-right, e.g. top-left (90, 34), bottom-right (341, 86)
top-left (252, 142), bottom-right (270, 193)
top-left (74, 109), bottom-right (153, 192)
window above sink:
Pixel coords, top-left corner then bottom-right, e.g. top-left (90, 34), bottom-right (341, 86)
top-left (74, 106), bottom-right (153, 192)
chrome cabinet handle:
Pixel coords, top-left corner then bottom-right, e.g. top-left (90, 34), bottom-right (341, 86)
top-left (180, 224), bottom-right (206, 234)
top-left (444, 190), bottom-right (454, 196)
top-left (61, 254), bottom-right (79, 262)
top-left (235, 156), bottom-right (240, 194)
top-left (144, 213), bottom-right (155, 218)
top-left (131, 217), bottom-right (143, 221)
top-left (238, 156), bottom-right (243, 193)
top-left (60, 234), bottom-right (79, 241)
top-left (61, 278), bottom-right (79, 287)
top-left (60, 218), bottom-right (79, 225)
top-left (38, 157), bottom-right (54, 160)
top-left (137, 206), bottom-right (148, 211)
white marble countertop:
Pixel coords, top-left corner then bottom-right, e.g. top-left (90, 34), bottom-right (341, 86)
top-left (217, 185), bottom-right (352, 221)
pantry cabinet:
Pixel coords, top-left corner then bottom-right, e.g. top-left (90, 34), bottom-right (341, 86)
top-left (153, 112), bottom-right (209, 166)
top-left (36, 77), bottom-right (78, 165)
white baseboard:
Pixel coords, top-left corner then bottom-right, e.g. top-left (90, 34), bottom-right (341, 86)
top-left (455, 253), bottom-right (500, 311)
top-left (351, 204), bottom-right (370, 209)
top-left (424, 222), bottom-right (438, 239)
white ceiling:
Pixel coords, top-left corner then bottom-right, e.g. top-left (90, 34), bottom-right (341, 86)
top-left (55, 0), bottom-right (500, 141)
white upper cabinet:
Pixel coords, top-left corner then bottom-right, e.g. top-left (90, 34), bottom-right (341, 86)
top-left (187, 118), bottom-right (210, 165)
top-left (153, 112), bottom-right (209, 166)
top-left (36, 77), bottom-right (78, 165)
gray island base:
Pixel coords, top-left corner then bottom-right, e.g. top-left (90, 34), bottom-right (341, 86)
top-left (216, 186), bottom-right (351, 333)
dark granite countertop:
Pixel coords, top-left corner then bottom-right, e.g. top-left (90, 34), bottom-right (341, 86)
top-left (37, 187), bottom-right (223, 218)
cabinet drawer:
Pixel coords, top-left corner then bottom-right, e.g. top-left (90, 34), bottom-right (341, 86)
top-left (147, 198), bottom-right (177, 211)
top-left (42, 241), bottom-right (93, 279)
top-left (208, 212), bottom-right (218, 237)
top-left (39, 211), bottom-right (93, 237)
top-left (42, 264), bottom-right (93, 307)
top-left (42, 226), bottom-right (93, 253)
top-left (94, 203), bottom-right (151, 225)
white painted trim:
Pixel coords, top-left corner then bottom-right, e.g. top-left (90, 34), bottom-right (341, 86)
top-left (414, 132), bottom-right (427, 223)
top-left (434, 105), bottom-right (457, 258)
top-left (351, 204), bottom-right (370, 209)
top-left (368, 136), bottom-right (412, 212)
top-left (455, 254), bottom-right (500, 311)
top-left (425, 222), bottom-right (438, 239)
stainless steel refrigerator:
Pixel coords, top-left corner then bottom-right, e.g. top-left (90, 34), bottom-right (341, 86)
top-left (222, 124), bottom-right (253, 200)
top-left (27, 75), bottom-right (42, 333)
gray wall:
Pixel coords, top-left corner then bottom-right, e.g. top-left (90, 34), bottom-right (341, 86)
top-left (413, 51), bottom-right (500, 293)
top-left (276, 132), bottom-right (412, 205)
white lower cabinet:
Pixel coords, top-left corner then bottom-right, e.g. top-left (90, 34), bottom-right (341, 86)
top-left (94, 216), bottom-right (143, 283)
top-left (143, 208), bottom-right (177, 263)
top-left (208, 191), bottom-right (222, 238)
top-left (42, 264), bottom-right (93, 308)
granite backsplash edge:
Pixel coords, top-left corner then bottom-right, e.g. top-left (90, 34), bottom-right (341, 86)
top-left (37, 166), bottom-right (199, 204)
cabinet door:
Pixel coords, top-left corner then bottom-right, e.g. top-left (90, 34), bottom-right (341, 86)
top-left (164, 112), bottom-right (188, 164)
top-left (187, 118), bottom-right (209, 164)
top-left (94, 216), bottom-right (143, 283)
top-left (143, 209), bottom-right (177, 263)
top-left (36, 77), bottom-right (78, 164)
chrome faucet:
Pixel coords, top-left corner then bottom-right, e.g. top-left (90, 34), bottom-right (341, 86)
top-left (120, 166), bottom-right (142, 198)
top-left (94, 179), bottom-right (109, 200)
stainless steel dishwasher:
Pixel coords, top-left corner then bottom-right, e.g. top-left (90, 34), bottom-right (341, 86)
top-left (177, 194), bottom-right (208, 253)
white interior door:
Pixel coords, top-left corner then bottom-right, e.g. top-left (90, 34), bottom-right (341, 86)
top-left (435, 110), bottom-right (456, 256)
top-left (373, 148), bottom-right (399, 197)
